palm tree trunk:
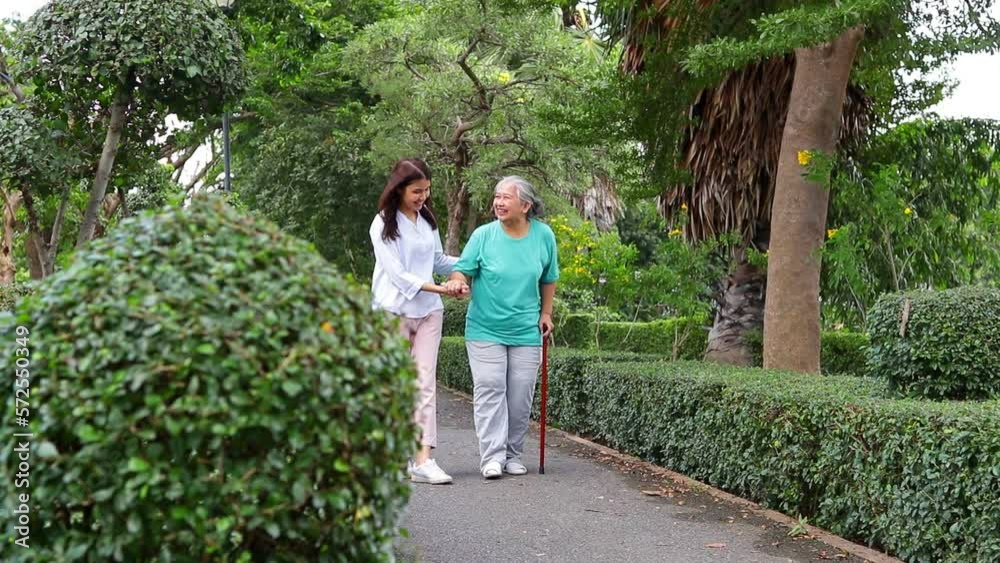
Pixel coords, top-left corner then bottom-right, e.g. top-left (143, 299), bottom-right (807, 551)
top-left (78, 89), bottom-right (130, 248)
top-left (763, 26), bottom-right (864, 374)
top-left (705, 259), bottom-right (765, 365)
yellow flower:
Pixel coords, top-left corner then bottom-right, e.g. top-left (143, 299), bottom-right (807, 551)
top-left (498, 71), bottom-right (512, 84)
top-left (827, 228), bottom-right (839, 239)
top-left (680, 203), bottom-right (688, 210)
top-left (515, 97), bottom-right (525, 104)
top-left (321, 322), bottom-right (334, 333)
top-left (904, 207), bottom-right (913, 216)
top-left (797, 150), bottom-right (812, 167)
top-left (669, 228), bottom-right (683, 237)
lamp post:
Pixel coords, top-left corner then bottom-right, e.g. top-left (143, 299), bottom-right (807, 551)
top-left (214, 0), bottom-right (234, 192)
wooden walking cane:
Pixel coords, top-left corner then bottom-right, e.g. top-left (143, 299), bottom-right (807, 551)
top-left (539, 336), bottom-right (549, 474)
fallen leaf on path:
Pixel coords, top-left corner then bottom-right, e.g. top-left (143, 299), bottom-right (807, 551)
top-left (705, 543), bottom-right (727, 549)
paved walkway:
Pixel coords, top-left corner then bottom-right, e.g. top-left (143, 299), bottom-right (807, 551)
top-left (396, 389), bottom-right (873, 563)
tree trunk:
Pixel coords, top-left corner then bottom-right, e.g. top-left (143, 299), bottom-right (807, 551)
top-left (77, 89), bottom-right (130, 248)
top-left (763, 27), bottom-right (865, 374)
top-left (445, 183), bottom-right (470, 255)
top-left (21, 190), bottom-right (52, 279)
top-left (1, 190), bottom-right (21, 284)
top-left (43, 185), bottom-right (72, 275)
top-left (705, 259), bottom-right (766, 365)
top-left (25, 232), bottom-right (44, 280)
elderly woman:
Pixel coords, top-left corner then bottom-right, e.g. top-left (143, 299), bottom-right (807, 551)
top-left (445, 176), bottom-right (559, 479)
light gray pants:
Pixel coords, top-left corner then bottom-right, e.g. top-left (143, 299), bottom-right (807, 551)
top-left (466, 341), bottom-right (542, 469)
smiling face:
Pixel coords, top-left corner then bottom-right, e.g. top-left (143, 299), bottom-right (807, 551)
top-left (400, 179), bottom-right (431, 216)
top-left (493, 183), bottom-right (530, 222)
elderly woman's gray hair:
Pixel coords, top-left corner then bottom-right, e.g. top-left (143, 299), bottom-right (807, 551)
top-left (495, 176), bottom-right (544, 218)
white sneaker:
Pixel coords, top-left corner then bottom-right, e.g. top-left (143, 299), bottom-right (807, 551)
top-left (482, 460), bottom-right (503, 480)
top-left (409, 459), bottom-right (453, 485)
top-left (504, 460), bottom-right (528, 475)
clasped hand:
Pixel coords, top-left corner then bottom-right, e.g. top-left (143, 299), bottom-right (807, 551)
top-left (442, 279), bottom-right (469, 297)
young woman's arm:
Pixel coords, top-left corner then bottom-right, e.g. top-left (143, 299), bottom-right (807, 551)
top-left (369, 215), bottom-right (426, 299)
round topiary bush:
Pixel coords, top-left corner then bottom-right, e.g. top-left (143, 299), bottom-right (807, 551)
top-left (866, 286), bottom-right (1000, 400)
top-left (0, 197), bottom-right (416, 562)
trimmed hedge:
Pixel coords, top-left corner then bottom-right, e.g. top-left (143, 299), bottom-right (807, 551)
top-left (745, 330), bottom-right (869, 376)
top-left (867, 287), bottom-right (1000, 399)
top-left (554, 313), bottom-right (594, 349)
top-left (441, 296), bottom-right (468, 337)
top-left (0, 198), bottom-right (417, 562)
top-left (438, 337), bottom-right (661, 430)
top-left (596, 317), bottom-right (707, 359)
top-left (551, 313), bottom-right (708, 359)
top-left (437, 338), bottom-right (1000, 563)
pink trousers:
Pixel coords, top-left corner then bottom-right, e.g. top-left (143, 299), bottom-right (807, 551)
top-left (397, 312), bottom-right (444, 448)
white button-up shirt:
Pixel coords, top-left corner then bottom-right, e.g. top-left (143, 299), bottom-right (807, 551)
top-left (369, 211), bottom-right (458, 318)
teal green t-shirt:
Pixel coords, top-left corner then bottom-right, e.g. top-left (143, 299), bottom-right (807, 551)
top-left (453, 220), bottom-right (560, 346)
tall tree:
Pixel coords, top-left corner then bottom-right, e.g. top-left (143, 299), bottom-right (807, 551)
top-left (224, 0), bottom-right (399, 276)
top-left (16, 0), bottom-right (248, 247)
top-left (601, 0), bottom-right (1000, 371)
top-left (345, 0), bottom-right (614, 253)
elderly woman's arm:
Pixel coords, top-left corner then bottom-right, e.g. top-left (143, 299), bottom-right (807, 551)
top-left (540, 282), bottom-right (556, 337)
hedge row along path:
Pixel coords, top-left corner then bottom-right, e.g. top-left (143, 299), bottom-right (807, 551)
top-left (396, 390), bottom-right (893, 563)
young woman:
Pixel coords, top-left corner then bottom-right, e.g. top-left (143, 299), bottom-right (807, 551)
top-left (370, 158), bottom-right (465, 485)
top-left (445, 176), bottom-right (558, 479)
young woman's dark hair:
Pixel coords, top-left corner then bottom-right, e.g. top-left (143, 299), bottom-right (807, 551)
top-left (378, 158), bottom-right (438, 241)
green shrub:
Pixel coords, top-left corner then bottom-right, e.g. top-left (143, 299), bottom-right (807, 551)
top-left (0, 197), bottom-right (416, 562)
top-left (596, 317), bottom-right (707, 360)
top-left (554, 313), bottom-right (594, 348)
top-left (867, 287), bottom-right (1000, 399)
top-left (441, 297), bottom-right (469, 337)
top-left (579, 362), bottom-right (998, 563)
top-left (821, 332), bottom-right (869, 376)
top-left (745, 330), bottom-right (869, 376)
top-left (0, 281), bottom-right (33, 312)
top-left (438, 342), bottom-right (1000, 562)
top-left (437, 337), bottom-right (658, 430)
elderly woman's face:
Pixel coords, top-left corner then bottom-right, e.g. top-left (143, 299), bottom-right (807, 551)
top-left (493, 184), bottom-right (530, 221)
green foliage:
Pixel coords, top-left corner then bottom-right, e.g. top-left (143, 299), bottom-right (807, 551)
top-left (441, 297), bottom-right (469, 337)
top-left (599, 0), bottom-right (1000, 197)
top-left (549, 312), bottom-right (707, 360)
top-left (438, 340), bottom-right (1000, 562)
top-left (0, 105), bottom-right (84, 196)
top-left (684, 0), bottom-right (898, 79)
top-left (436, 336), bottom-right (660, 429)
top-left (596, 317), bottom-right (708, 360)
top-left (18, 0), bottom-right (248, 120)
top-left (343, 0), bottom-right (620, 214)
top-left (0, 197), bottom-right (416, 562)
top-left (823, 119), bottom-right (1000, 328)
top-left (231, 0), bottom-right (399, 277)
top-left (744, 330), bottom-right (870, 376)
top-left (0, 281), bottom-right (33, 312)
top-left (122, 165), bottom-right (185, 217)
top-left (554, 313), bottom-right (594, 348)
top-left (550, 212), bottom-right (729, 322)
top-left (866, 287), bottom-right (1000, 400)
top-left (238, 109), bottom-right (383, 276)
